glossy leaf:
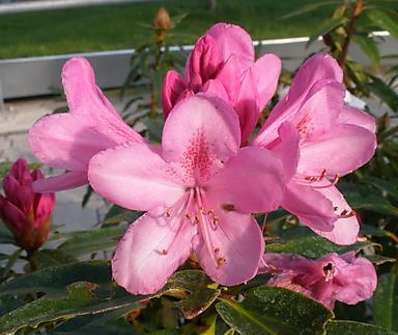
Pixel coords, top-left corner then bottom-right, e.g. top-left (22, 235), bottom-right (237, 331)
top-left (0, 260), bottom-right (111, 297)
top-left (366, 75), bottom-right (398, 112)
top-left (326, 320), bottom-right (398, 335)
top-left (373, 272), bottom-right (398, 331)
top-left (216, 286), bottom-right (333, 335)
top-left (56, 225), bottom-right (126, 257)
top-left (162, 270), bottom-right (221, 320)
top-left (267, 227), bottom-right (374, 258)
top-left (0, 282), bottom-right (142, 335)
top-left (281, 1), bottom-right (340, 19)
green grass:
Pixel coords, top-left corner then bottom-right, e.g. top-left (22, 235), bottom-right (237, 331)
top-left (0, 0), bottom-right (335, 59)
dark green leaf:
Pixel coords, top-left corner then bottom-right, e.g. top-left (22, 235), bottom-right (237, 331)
top-left (103, 205), bottom-right (142, 225)
top-left (0, 260), bottom-right (111, 297)
top-left (162, 270), bottom-right (220, 320)
top-left (307, 17), bottom-right (347, 47)
top-left (345, 190), bottom-right (398, 216)
top-left (267, 227), bottom-right (374, 258)
top-left (365, 255), bottom-right (396, 265)
top-left (0, 223), bottom-right (15, 245)
top-left (373, 272), bottom-right (398, 331)
top-left (326, 320), bottom-right (398, 335)
top-left (0, 282), bottom-right (141, 335)
top-left (216, 287), bottom-right (333, 335)
top-left (32, 249), bottom-right (77, 268)
top-left (366, 75), bottom-right (398, 112)
top-left (81, 186), bottom-right (93, 208)
top-left (57, 225), bottom-right (126, 257)
top-left (368, 10), bottom-right (398, 38)
top-left (354, 35), bottom-right (380, 66)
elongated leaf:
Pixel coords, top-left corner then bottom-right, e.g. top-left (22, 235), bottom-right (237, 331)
top-left (373, 272), bottom-right (398, 331)
top-left (307, 17), bottom-right (347, 47)
top-left (0, 282), bottom-right (142, 335)
top-left (345, 191), bottom-right (398, 216)
top-left (267, 227), bottom-right (374, 258)
top-left (0, 260), bottom-right (111, 297)
top-left (354, 35), bottom-right (380, 66)
top-left (216, 287), bottom-right (333, 335)
top-left (366, 75), bottom-right (398, 112)
top-left (326, 320), bottom-right (398, 335)
top-left (368, 10), bottom-right (398, 38)
top-left (103, 205), bottom-right (142, 225)
top-left (0, 223), bottom-right (15, 245)
top-left (57, 225), bottom-right (126, 257)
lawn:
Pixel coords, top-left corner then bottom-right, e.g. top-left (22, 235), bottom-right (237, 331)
top-left (0, 0), bottom-right (337, 59)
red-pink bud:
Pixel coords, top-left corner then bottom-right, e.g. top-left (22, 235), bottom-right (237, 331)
top-left (0, 159), bottom-right (55, 252)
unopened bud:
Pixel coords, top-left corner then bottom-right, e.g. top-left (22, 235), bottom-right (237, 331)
top-left (153, 7), bottom-right (172, 31)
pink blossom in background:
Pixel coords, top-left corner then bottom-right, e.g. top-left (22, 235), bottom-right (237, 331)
top-left (28, 57), bottom-right (143, 193)
top-left (261, 252), bottom-right (377, 309)
top-left (88, 95), bottom-right (298, 294)
top-left (254, 54), bottom-right (377, 245)
top-left (162, 23), bottom-right (281, 143)
top-left (0, 159), bottom-right (55, 252)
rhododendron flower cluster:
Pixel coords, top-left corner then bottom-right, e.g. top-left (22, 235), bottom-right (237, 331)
top-left (28, 22), bottom-right (378, 307)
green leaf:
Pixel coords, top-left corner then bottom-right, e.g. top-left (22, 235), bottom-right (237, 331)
top-left (368, 10), bottom-right (398, 39)
top-left (0, 282), bottom-right (141, 335)
top-left (162, 270), bottom-right (220, 320)
top-left (366, 75), bottom-right (398, 112)
top-left (373, 272), bottom-right (398, 331)
top-left (326, 320), bottom-right (398, 335)
top-left (0, 260), bottom-right (111, 297)
top-left (103, 205), bottom-right (142, 225)
top-left (267, 227), bottom-right (373, 258)
top-left (57, 225), bottom-right (126, 257)
top-left (354, 35), bottom-right (380, 66)
top-left (216, 286), bottom-right (333, 335)
top-left (281, 1), bottom-right (340, 19)
top-left (32, 249), bottom-right (77, 268)
top-left (345, 190), bottom-right (398, 216)
top-left (307, 17), bottom-right (347, 47)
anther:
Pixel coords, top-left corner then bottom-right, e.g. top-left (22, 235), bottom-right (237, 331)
top-left (222, 204), bottom-right (235, 212)
top-left (217, 257), bottom-right (226, 268)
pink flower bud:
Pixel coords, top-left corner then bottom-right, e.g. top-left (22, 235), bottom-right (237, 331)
top-left (0, 159), bottom-right (55, 252)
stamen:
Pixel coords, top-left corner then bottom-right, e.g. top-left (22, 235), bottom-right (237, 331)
top-left (322, 263), bottom-right (335, 282)
top-left (195, 188), bottom-right (224, 268)
top-left (155, 189), bottom-right (195, 255)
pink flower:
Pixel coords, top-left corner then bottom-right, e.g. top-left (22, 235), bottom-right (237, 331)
top-left (162, 23), bottom-right (281, 143)
top-left (0, 159), bottom-right (55, 252)
top-left (88, 95), bottom-right (297, 294)
top-left (28, 57), bottom-right (143, 193)
top-left (261, 252), bottom-right (377, 309)
top-left (254, 54), bottom-right (377, 245)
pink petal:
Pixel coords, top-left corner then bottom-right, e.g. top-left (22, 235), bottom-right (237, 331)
top-left (338, 106), bottom-right (376, 133)
top-left (298, 124), bottom-right (377, 177)
top-left (202, 79), bottom-right (230, 102)
top-left (161, 96), bottom-right (240, 186)
top-left (311, 186), bottom-right (359, 245)
top-left (252, 54), bottom-right (281, 110)
top-left (186, 35), bottom-right (222, 90)
top-left (235, 68), bottom-right (259, 143)
top-left (88, 143), bottom-right (185, 212)
top-left (162, 70), bottom-right (187, 117)
top-left (214, 54), bottom-right (242, 102)
top-left (195, 205), bottom-right (263, 286)
top-left (206, 146), bottom-right (285, 213)
top-left (33, 171), bottom-right (87, 193)
top-left (62, 57), bottom-right (142, 144)
top-left (0, 197), bottom-right (28, 232)
top-left (29, 114), bottom-right (115, 171)
top-left (112, 212), bottom-right (196, 294)
top-left (282, 182), bottom-right (336, 232)
top-left (3, 175), bottom-right (34, 213)
top-left (254, 54), bottom-right (343, 146)
top-left (334, 253), bottom-right (377, 304)
top-left (206, 23), bottom-right (254, 67)
top-left (255, 80), bottom-right (344, 146)
top-left (266, 122), bottom-right (300, 181)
